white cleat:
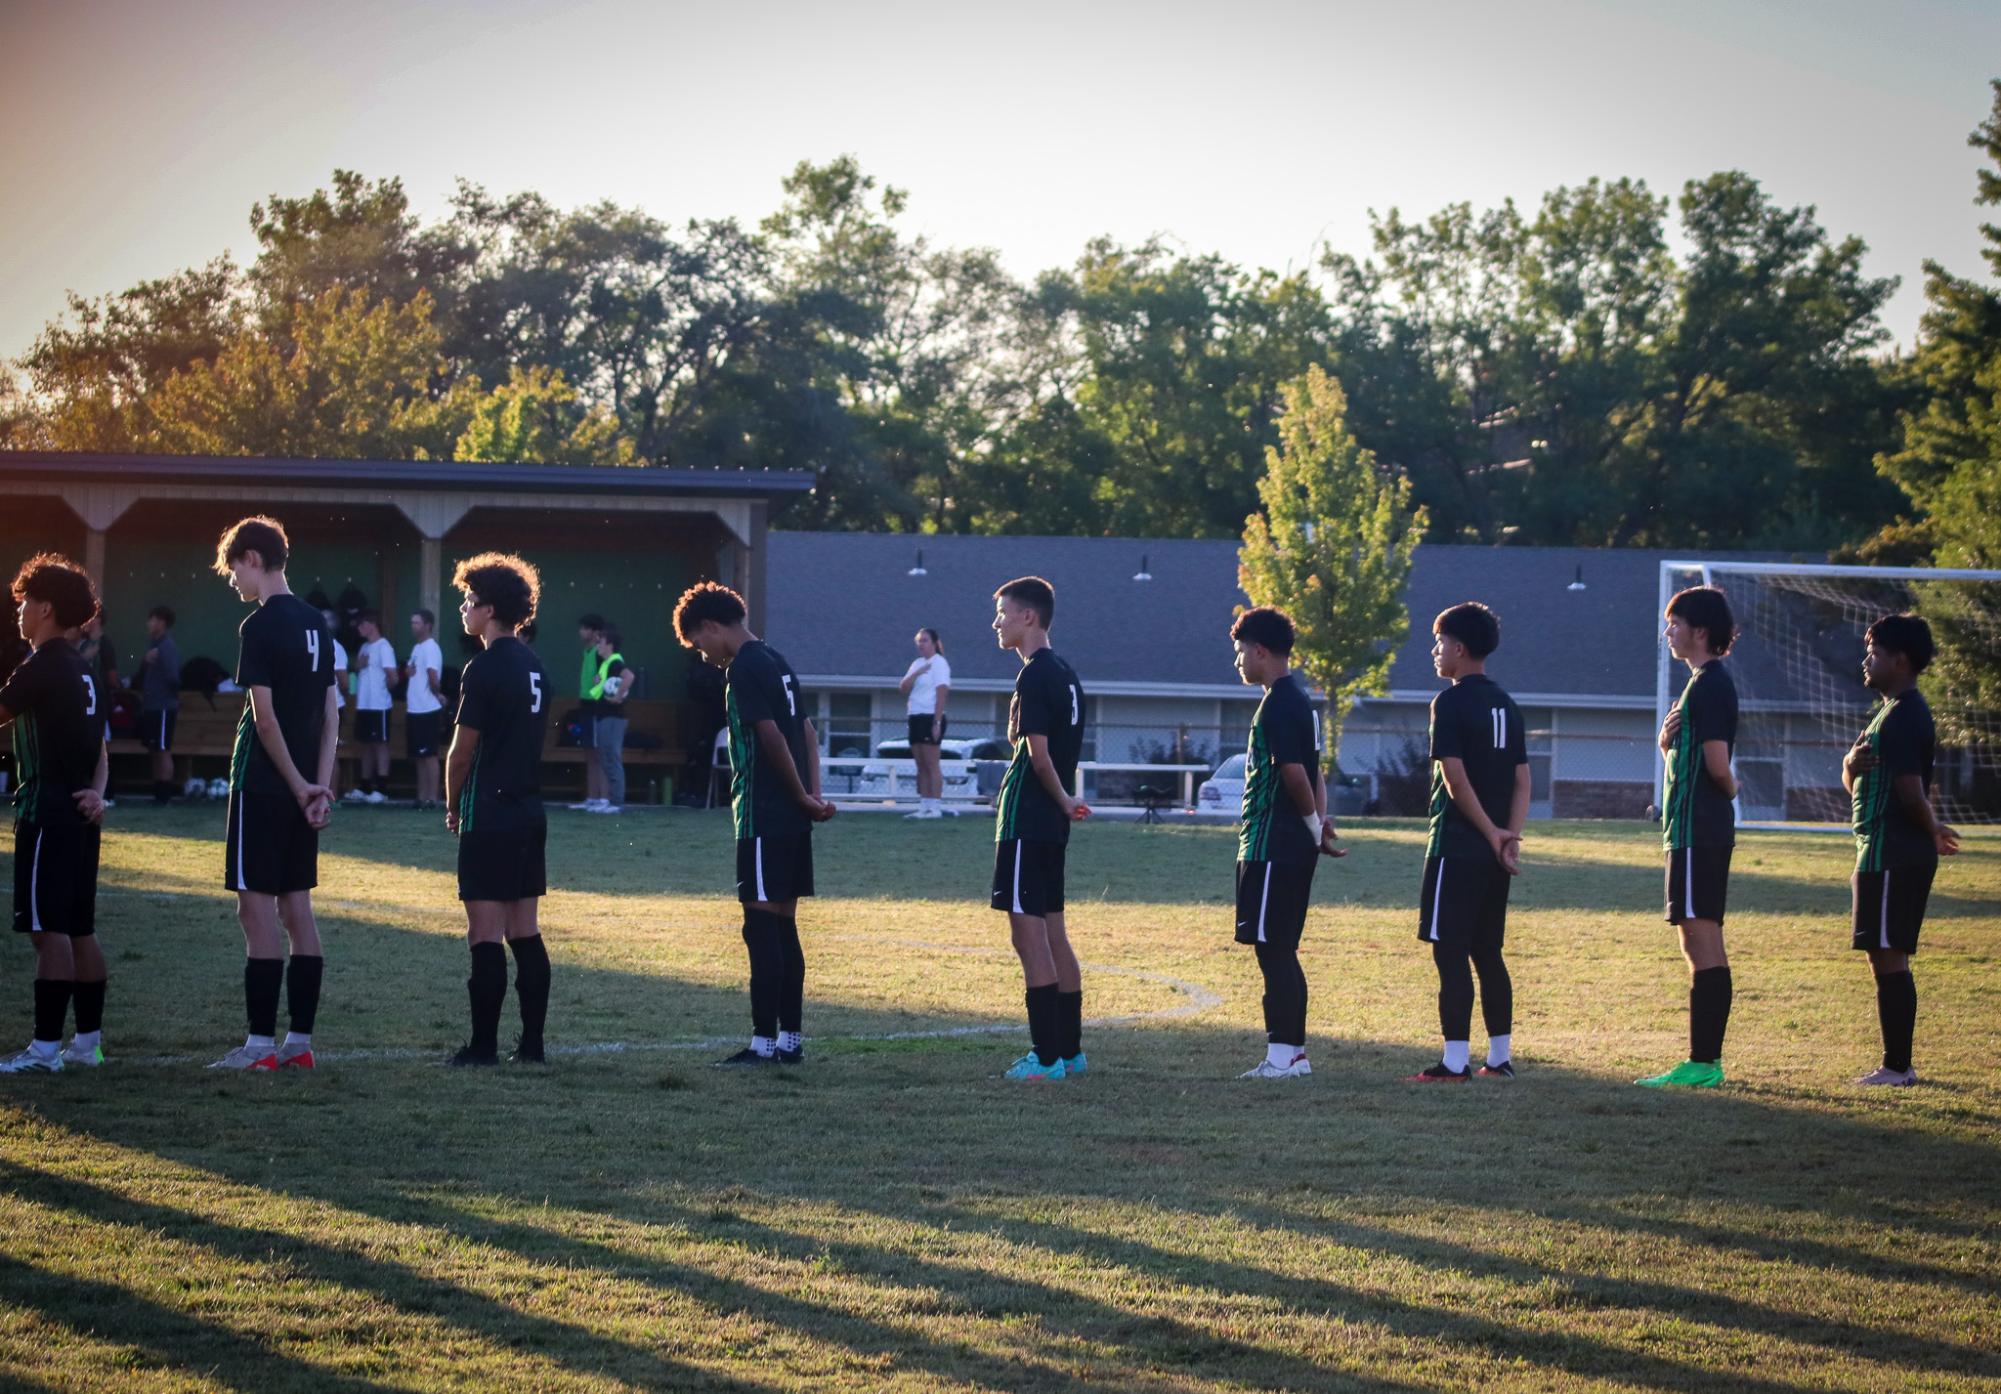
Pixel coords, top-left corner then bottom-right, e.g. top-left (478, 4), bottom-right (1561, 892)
top-left (592, 804), bottom-right (623, 814)
top-left (59, 1040), bottom-right (105, 1067)
top-left (0, 1047), bottom-right (63, 1074)
top-left (903, 809), bottom-right (942, 820)
top-left (1238, 1055), bottom-right (1311, 1080)
top-left (364, 790), bottom-right (388, 805)
top-left (207, 1044), bottom-right (278, 1071)
top-left (342, 788), bottom-right (368, 803)
top-left (1855, 1066), bottom-right (1918, 1087)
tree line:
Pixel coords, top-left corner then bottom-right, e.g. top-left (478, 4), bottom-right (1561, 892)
top-left (5, 83), bottom-right (2001, 577)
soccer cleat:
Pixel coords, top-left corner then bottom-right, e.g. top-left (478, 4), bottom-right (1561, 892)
top-left (0, 1047), bottom-right (63, 1074)
top-left (1407, 1063), bottom-right (1470, 1083)
top-left (903, 808), bottom-right (942, 820)
top-left (364, 790), bottom-right (388, 805)
top-left (1238, 1055), bottom-right (1311, 1080)
top-left (1063, 1051), bottom-right (1088, 1076)
top-left (1855, 1066), bottom-right (1917, 1087)
top-left (447, 1045), bottom-right (498, 1068)
top-left (1003, 1053), bottom-right (1067, 1081)
top-left (567, 799), bottom-right (604, 812)
top-left (591, 804), bottom-right (623, 815)
top-left (1635, 1060), bottom-right (1725, 1088)
top-left (276, 1043), bottom-right (315, 1069)
top-left (508, 1042), bottom-right (547, 1065)
top-left (774, 1045), bottom-right (804, 1064)
top-left (59, 1040), bottom-right (106, 1067)
top-left (342, 788), bottom-right (367, 803)
top-left (1477, 1060), bottom-right (1516, 1079)
top-left (207, 1045), bottom-right (278, 1071)
top-left (715, 1047), bottom-right (776, 1067)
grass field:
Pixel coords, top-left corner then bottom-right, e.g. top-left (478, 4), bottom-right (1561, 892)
top-left (0, 807), bottom-right (1996, 1393)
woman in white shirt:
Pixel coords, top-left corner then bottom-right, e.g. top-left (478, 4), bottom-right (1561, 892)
top-left (899, 628), bottom-right (952, 819)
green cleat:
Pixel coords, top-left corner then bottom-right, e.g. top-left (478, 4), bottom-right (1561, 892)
top-left (1636, 1060), bottom-right (1725, 1088)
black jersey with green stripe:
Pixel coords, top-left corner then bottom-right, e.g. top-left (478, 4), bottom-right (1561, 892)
top-left (724, 640), bottom-right (811, 842)
top-left (1852, 689), bottom-right (1936, 872)
top-left (995, 648), bottom-right (1085, 846)
top-left (454, 637), bottom-right (549, 834)
top-left (1424, 673), bottom-right (1528, 860)
top-left (0, 638), bottom-right (100, 828)
top-left (1239, 673), bottom-right (1322, 864)
top-left (1661, 659), bottom-right (1737, 851)
top-left (228, 594), bottom-right (334, 795)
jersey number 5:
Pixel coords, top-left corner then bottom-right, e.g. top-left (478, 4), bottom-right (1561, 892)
top-left (781, 675), bottom-right (797, 716)
top-left (528, 672), bottom-right (543, 713)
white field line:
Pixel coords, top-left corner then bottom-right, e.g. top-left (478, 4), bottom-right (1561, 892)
top-left (113, 939), bottom-right (1225, 1068)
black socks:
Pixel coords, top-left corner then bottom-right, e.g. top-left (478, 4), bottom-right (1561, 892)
top-left (777, 918), bottom-right (805, 1035)
top-left (286, 955), bottom-right (323, 1035)
top-left (1689, 965), bottom-right (1733, 1065)
top-left (1432, 942), bottom-right (1475, 1042)
top-left (742, 909), bottom-right (787, 1039)
top-left (1875, 969), bottom-right (1917, 1073)
top-left (1057, 989), bottom-right (1082, 1061)
top-left (71, 978), bottom-right (107, 1036)
top-left (244, 958), bottom-right (284, 1038)
top-left (1256, 941), bottom-right (1309, 1045)
top-left (466, 943), bottom-right (507, 1057)
top-left (1471, 946), bottom-right (1513, 1039)
top-left (509, 935), bottom-right (551, 1054)
top-left (1025, 984), bottom-right (1061, 1065)
top-left (32, 979), bottom-right (72, 1045)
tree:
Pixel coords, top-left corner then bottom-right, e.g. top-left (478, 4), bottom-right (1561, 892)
top-left (1239, 365), bottom-right (1427, 759)
top-left (454, 364), bottom-right (633, 464)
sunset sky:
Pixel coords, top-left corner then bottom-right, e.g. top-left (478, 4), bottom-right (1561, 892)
top-left (3, 0), bottom-right (1997, 360)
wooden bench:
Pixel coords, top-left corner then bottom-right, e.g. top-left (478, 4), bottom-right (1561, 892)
top-left (107, 693), bottom-right (682, 801)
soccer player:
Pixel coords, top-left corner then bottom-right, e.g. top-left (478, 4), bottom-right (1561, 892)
top-left (900, 628), bottom-right (952, 819)
top-left (0, 555), bottom-right (111, 1072)
top-left (990, 576), bottom-right (1090, 1081)
top-left (210, 516), bottom-right (336, 1071)
top-left (1843, 614), bottom-right (1959, 1086)
top-left (1408, 603), bottom-right (1528, 1083)
top-left (347, 611), bottom-right (397, 804)
top-left (404, 609), bottom-right (445, 809)
top-left (1230, 606), bottom-right (1342, 1080)
top-left (139, 604), bottom-right (181, 804)
top-left (1638, 585), bottom-right (1739, 1089)
top-left (443, 554), bottom-right (553, 1067)
top-left (673, 582), bottom-right (834, 1066)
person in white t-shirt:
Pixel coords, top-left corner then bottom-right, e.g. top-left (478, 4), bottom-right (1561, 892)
top-left (899, 628), bottom-right (953, 819)
top-left (404, 609), bottom-right (446, 808)
top-left (344, 610), bottom-right (399, 804)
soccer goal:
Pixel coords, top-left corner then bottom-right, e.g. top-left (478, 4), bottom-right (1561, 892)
top-left (1656, 559), bottom-right (2001, 832)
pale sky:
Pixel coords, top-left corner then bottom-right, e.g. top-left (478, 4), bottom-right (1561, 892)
top-left (3, 0), bottom-right (1997, 364)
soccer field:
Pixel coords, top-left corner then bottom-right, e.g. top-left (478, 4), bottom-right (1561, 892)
top-left (0, 810), bottom-right (1996, 1393)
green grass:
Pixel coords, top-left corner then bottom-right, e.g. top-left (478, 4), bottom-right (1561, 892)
top-left (1, 808), bottom-right (1997, 1392)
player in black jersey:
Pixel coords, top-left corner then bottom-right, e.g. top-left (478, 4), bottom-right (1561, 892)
top-left (1843, 614), bottom-right (1959, 1087)
top-left (990, 576), bottom-right (1091, 1081)
top-left (0, 555), bottom-right (111, 1073)
top-left (674, 582), bottom-right (834, 1067)
top-left (1230, 606), bottom-right (1342, 1080)
top-left (209, 517), bottom-right (337, 1072)
top-left (1408, 603), bottom-right (1528, 1083)
top-left (1639, 585), bottom-right (1740, 1089)
top-left (443, 553), bottom-right (553, 1067)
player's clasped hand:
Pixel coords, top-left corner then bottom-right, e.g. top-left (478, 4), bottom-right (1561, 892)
top-left (444, 808), bottom-right (460, 836)
top-left (71, 787), bottom-right (106, 825)
top-left (1062, 795), bottom-right (1092, 822)
top-left (1657, 703), bottom-right (1682, 752)
top-left (1491, 827), bottom-right (1522, 876)
top-left (1319, 821), bottom-right (1347, 859)
top-left (801, 794), bottom-right (837, 823)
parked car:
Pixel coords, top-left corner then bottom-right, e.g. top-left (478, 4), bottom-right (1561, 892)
top-left (1197, 754), bottom-right (1370, 816)
top-left (850, 736), bottom-right (1012, 800)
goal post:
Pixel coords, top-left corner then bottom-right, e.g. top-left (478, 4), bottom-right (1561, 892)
top-left (1655, 559), bottom-right (2001, 832)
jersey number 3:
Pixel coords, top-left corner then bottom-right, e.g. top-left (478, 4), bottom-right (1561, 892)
top-left (81, 674), bottom-right (97, 716)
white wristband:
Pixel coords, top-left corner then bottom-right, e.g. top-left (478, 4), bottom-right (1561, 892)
top-left (1302, 812), bottom-right (1325, 845)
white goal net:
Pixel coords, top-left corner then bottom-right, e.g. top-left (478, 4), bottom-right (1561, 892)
top-left (1656, 561), bottom-right (2001, 830)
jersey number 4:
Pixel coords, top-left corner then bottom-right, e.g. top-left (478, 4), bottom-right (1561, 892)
top-left (305, 630), bottom-right (322, 671)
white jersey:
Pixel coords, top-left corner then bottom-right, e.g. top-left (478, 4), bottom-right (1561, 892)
top-left (904, 653), bottom-right (952, 715)
top-left (331, 635), bottom-right (349, 711)
top-left (354, 636), bottom-right (396, 711)
top-left (405, 636), bottom-right (445, 714)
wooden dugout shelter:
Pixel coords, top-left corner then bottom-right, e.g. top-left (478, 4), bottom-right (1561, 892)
top-left (0, 452), bottom-right (814, 797)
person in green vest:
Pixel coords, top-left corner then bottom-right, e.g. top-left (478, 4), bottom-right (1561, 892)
top-left (571, 614), bottom-right (609, 811)
top-left (588, 627), bottom-right (630, 814)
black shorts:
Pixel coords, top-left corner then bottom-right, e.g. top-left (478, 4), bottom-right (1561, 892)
top-left (406, 710), bottom-right (441, 758)
top-left (459, 821), bottom-right (548, 902)
top-left (907, 713), bottom-right (948, 746)
top-left (1417, 855), bottom-right (1511, 948)
top-left (355, 709), bottom-right (390, 744)
top-left (12, 822), bottom-right (100, 937)
top-left (1664, 845), bottom-right (1732, 925)
top-left (1852, 861), bottom-right (1936, 954)
top-left (992, 838), bottom-right (1065, 917)
top-left (1236, 859), bottom-right (1315, 947)
top-left (224, 790), bottom-right (318, 896)
top-left (737, 833), bottom-right (814, 904)
top-left (139, 709), bottom-right (176, 753)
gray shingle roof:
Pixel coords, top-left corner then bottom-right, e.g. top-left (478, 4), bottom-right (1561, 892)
top-left (766, 533), bottom-right (1812, 701)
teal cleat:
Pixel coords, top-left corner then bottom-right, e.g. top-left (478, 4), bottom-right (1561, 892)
top-left (1003, 1053), bottom-right (1067, 1081)
top-left (1062, 1052), bottom-right (1087, 1076)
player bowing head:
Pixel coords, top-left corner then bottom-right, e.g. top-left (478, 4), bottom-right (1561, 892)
top-left (989, 576), bottom-right (1090, 1082)
top-left (443, 552), bottom-right (552, 1067)
top-left (208, 515), bottom-right (335, 1072)
top-left (0, 554), bottom-right (111, 1074)
top-left (1228, 605), bottom-right (1339, 1082)
top-left (672, 581), bottom-right (831, 1068)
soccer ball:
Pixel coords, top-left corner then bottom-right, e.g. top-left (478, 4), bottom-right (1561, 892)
top-left (601, 673), bottom-right (624, 699)
top-left (183, 777), bottom-right (207, 800)
top-left (207, 778), bottom-right (230, 800)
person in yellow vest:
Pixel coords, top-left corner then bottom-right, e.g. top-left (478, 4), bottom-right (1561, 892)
top-left (587, 629), bottom-right (630, 814)
top-left (571, 614), bottom-right (609, 811)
